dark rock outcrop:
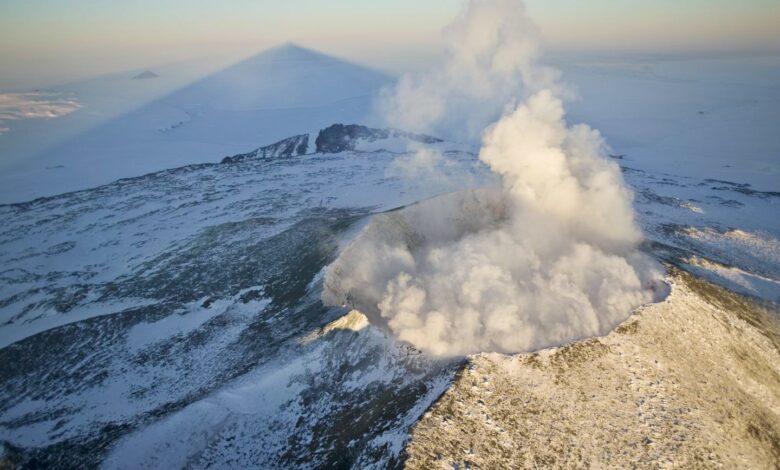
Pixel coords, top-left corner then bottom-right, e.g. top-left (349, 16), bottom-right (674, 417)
top-left (222, 124), bottom-right (443, 164)
top-left (314, 124), bottom-right (442, 154)
top-left (222, 134), bottom-right (309, 164)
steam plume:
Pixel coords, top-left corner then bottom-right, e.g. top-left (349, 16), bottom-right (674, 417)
top-left (378, 0), bottom-right (560, 141)
top-left (323, 0), bottom-right (664, 357)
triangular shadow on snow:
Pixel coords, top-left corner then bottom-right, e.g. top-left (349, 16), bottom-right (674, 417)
top-left (4, 44), bottom-right (393, 203)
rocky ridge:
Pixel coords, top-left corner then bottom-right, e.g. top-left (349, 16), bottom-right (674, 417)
top-left (403, 269), bottom-right (780, 469)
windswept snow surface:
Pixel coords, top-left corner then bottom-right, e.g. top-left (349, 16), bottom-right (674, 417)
top-left (3, 51), bottom-right (778, 202)
top-left (0, 44), bottom-right (390, 203)
top-left (560, 54), bottom-right (780, 192)
top-left (0, 60), bottom-right (221, 173)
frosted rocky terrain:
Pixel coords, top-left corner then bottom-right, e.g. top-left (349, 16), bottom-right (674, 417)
top-left (404, 270), bottom-right (780, 469)
top-left (0, 125), bottom-right (479, 468)
top-left (0, 119), bottom-right (778, 468)
top-left (0, 45), bottom-right (779, 469)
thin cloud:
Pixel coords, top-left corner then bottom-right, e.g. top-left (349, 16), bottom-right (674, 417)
top-left (0, 92), bottom-right (81, 133)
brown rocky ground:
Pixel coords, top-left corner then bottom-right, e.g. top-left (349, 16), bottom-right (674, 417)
top-left (403, 270), bottom-right (780, 469)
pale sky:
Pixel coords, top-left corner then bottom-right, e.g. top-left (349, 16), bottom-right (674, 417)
top-left (1, 0), bottom-right (778, 88)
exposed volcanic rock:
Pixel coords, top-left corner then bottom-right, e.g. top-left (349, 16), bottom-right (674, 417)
top-left (221, 123), bottom-right (443, 164)
top-left (403, 269), bottom-right (780, 469)
top-left (222, 134), bottom-right (309, 163)
top-left (314, 124), bottom-right (442, 153)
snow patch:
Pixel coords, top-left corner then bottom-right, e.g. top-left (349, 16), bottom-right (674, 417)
top-left (299, 310), bottom-right (369, 344)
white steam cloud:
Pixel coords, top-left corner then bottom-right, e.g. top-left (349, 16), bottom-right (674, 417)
top-left (323, 0), bottom-right (665, 357)
top-left (378, 0), bottom-right (561, 141)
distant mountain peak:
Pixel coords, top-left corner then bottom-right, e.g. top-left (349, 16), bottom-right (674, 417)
top-left (163, 44), bottom-right (390, 112)
top-left (270, 42), bottom-right (312, 53)
top-left (133, 71), bottom-right (159, 80)
top-left (252, 42), bottom-right (339, 64)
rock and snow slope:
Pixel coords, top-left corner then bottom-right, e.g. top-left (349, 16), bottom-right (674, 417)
top-left (0, 121), bottom-right (778, 468)
top-left (404, 269), bottom-right (780, 469)
top-left (0, 126), bottom-right (477, 469)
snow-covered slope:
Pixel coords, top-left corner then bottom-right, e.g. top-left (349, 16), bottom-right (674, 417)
top-left (0, 125), bottom-right (478, 468)
top-left (0, 45), bottom-right (391, 204)
top-left (0, 121), bottom-right (777, 468)
top-left (4, 53), bottom-right (777, 204)
top-left (560, 55), bottom-right (780, 192)
top-left (0, 61), bottom-right (220, 175)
